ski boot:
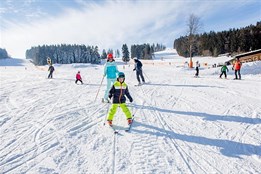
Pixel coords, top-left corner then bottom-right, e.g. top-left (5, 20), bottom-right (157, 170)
top-left (102, 98), bottom-right (110, 103)
top-left (107, 120), bottom-right (112, 126)
top-left (127, 118), bottom-right (133, 125)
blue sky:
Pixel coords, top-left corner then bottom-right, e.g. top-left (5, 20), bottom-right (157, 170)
top-left (0, 0), bottom-right (260, 58)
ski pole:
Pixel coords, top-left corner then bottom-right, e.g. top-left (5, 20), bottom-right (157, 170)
top-left (95, 76), bottom-right (104, 101)
top-left (103, 103), bottom-right (111, 125)
top-left (143, 71), bottom-right (151, 82)
top-left (130, 102), bottom-right (137, 117)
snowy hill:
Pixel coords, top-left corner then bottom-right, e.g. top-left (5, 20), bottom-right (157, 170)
top-left (0, 56), bottom-right (261, 173)
top-left (0, 58), bottom-right (31, 66)
top-left (153, 48), bottom-right (180, 60)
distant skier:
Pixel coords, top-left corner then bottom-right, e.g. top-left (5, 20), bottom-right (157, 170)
top-left (103, 53), bottom-right (119, 103)
top-left (48, 64), bottom-right (55, 79)
top-left (233, 58), bottom-right (242, 80)
top-left (195, 61), bottom-right (200, 77)
top-left (107, 72), bottom-right (133, 126)
top-left (47, 57), bottom-right (52, 65)
top-left (219, 63), bottom-right (229, 79)
top-left (75, 71), bottom-right (83, 84)
top-left (133, 58), bottom-right (145, 85)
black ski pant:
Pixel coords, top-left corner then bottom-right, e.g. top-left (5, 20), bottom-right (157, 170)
top-left (235, 70), bottom-right (241, 79)
top-left (220, 71), bottom-right (227, 78)
top-left (48, 71), bottom-right (53, 78)
top-left (136, 70), bottom-right (145, 83)
top-left (195, 67), bottom-right (199, 76)
top-left (75, 79), bottom-right (83, 84)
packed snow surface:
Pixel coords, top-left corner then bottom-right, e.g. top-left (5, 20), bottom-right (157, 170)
top-left (0, 49), bottom-right (260, 173)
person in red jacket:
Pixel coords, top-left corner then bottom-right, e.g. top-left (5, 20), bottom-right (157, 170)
top-left (75, 71), bottom-right (83, 84)
top-left (233, 58), bottom-right (242, 80)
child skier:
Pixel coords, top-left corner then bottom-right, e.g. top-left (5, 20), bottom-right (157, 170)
top-left (107, 72), bottom-right (133, 126)
top-left (75, 71), bottom-right (83, 84)
top-left (103, 53), bottom-right (119, 103)
top-left (219, 63), bottom-right (229, 79)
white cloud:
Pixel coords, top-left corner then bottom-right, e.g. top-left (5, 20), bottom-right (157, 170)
top-left (0, 0), bottom-right (259, 58)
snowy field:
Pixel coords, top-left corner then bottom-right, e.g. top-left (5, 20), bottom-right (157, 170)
top-left (0, 50), bottom-right (261, 174)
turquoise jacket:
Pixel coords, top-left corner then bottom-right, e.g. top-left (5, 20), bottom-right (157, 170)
top-left (104, 61), bottom-right (119, 79)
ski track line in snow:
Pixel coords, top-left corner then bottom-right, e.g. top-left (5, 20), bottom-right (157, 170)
top-left (29, 102), bottom-right (109, 173)
top-left (139, 79), bottom-right (224, 173)
top-left (0, 79), bottom-right (59, 132)
top-left (166, 80), bottom-right (246, 173)
top-left (0, 96), bottom-right (105, 170)
top-left (112, 129), bottom-right (117, 174)
top-left (108, 90), bottom-right (147, 174)
top-left (0, 94), bottom-right (50, 159)
top-left (1, 73), bottom-right (102, 173)
top-left (151, 101), bottom-right (215, 174)
top-left (135, 100), bottom-right (172, 173)
top-left (1, 85), bottom-right (42, 124)
top-left (181, 78), bottom-right (260, 143)
top-left (192, 79), bottom-right (261, 141)
top-left (67, 103), bottom-right (108, 136)
top-left (33, 82), bottom-right (72, 150)
top-left (0, 82), bottom-right (67, 173)
top-left (158, 78), bottom-right (257, 173)
top-left (140, 79), bottom-right (198, 173)
top-left (51, 102), bottom-right (109, 173)
top-left (125, 85), bottom-right (175, 173)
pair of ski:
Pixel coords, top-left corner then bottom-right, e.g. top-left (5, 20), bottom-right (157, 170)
top-left (109, 118), bottom-right (134, 134)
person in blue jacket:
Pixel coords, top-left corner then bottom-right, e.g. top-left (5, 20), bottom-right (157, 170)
top-left (103, 53), bottom-right (119, 103)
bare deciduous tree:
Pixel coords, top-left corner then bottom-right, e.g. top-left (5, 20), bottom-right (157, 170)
top-left (186, 14), bottom-right (202, 67)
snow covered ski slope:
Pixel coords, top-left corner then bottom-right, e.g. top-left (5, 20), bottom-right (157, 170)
top-left (0, 56), bottom-right (261, 173)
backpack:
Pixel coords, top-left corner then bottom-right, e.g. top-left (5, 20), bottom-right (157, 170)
top-left (137, 61), bottom-right (142, 69)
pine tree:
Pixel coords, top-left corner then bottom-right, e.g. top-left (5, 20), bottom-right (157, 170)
top-left (122, 44), bottom-right (130, 63)
top-left (101, 49), bottom-right (107, 59)
top-left (0, 48), bottom-right (9, 59)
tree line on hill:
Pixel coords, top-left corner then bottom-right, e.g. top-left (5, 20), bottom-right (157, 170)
top-left (121, 43), bottom-right (166, 62)
top-left (174, 21), bottom-right (261, 57)
top-left (26, 44), bottom-right (101, 65)
top-left (26, 43), bottom-right (166, 65)
top-left (0, 48), bottom-right (9, 59)
top-left (130, 43), bottom-right (166, 60)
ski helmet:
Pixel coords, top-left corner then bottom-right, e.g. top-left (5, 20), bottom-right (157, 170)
top-left (107, 53), bottom-right (113, 59)
top-left (118, 72), bottom-right (125, 78)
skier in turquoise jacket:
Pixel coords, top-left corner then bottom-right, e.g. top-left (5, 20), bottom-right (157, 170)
top-left (103, 53), bottom-right (119, 103)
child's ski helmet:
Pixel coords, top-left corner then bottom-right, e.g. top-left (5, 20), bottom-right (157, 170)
top-left (118, 72), bottom-right (125, 78)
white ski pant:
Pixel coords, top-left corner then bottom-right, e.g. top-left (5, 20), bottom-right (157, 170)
top-left (104, 78), bottom-right (116, 99)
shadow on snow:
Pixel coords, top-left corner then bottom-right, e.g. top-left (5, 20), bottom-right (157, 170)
top-left (131, 104), bottom-right (261, 125)
top-left (131, 121), bottom-right (261, 158)
top-left (143, 83), bottom-right (224, 88)
top-left (127, 104), bottom-right (261, 158)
